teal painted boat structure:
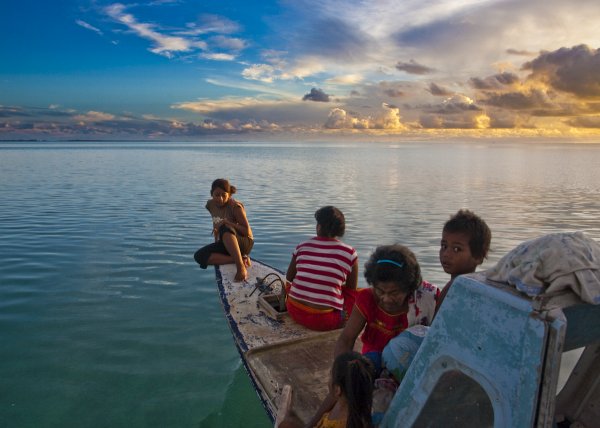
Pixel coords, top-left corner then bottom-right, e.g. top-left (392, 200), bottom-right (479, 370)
top-left (381, 273), bottom-right (600, 428)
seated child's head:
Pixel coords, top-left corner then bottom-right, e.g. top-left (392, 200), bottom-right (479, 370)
top-left (364, 244), bottom-right (422, 314)
top-left (210, 178), bottom-right (236, 196)
top-left (440, 209), bottom-right (491, 278)
top-left (315, 206), bottom-right (345, 238)
top-left (331, 351), bottom-right (374, 427)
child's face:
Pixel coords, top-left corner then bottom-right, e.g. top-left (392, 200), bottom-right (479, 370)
top-left (439, 230), bottom-right (483, 278)
top-left (211, 187), bottom-right (230, 207)
top-left (373, 281), bottom-right (409, 314)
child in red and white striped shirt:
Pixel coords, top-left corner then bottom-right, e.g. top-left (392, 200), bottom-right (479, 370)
top-left (286, 206), bottom-right (359, 331)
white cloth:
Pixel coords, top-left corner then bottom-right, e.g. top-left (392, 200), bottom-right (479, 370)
top-left (485, 232), bottom-right (600, 305)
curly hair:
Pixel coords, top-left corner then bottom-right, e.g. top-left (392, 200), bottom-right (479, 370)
top-left (364, 244), bottom-right (422, 294)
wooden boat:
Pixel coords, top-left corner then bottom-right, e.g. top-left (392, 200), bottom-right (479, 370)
top-left (216, 258), bottom-right (600, 427)
top-left (215, 258), bottom-right (340, 425)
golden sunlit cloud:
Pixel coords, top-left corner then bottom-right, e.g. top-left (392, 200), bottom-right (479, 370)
top-left (172, 97), bottom-right (292, 114)
top-left (326, 74), bottom-right (364, 85)
top-left (73, 111), bottom-right (116, 122)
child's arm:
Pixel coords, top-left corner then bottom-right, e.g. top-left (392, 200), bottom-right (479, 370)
top-left (434, 280), bottom-right (452, 318)
top-left (334, 307), bottom-right (365, 357)
top-left (217, 202), bottom-right (251, 237)
top-left (305, 393), bottom-right (336, 428)
top-left (345, 260), bottom-right (358, 290)
top-left (286, 255), bottom-right (297, 284)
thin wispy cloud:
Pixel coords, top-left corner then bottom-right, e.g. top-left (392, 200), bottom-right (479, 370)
top-left (76, 20), bottom-right (103, 35)
top-left (104, 3), bottom-right (202, 57)
top-left (177, 15), bottom-right (242, 36)
top-left (200, 53), bottom-right (236, 61)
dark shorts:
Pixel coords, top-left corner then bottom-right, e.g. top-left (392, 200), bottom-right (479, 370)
top-left (193, 224), bottom-right (254, 269)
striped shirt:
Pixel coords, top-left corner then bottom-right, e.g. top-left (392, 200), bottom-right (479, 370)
top-left (288, 236), bottom-right (358, 311)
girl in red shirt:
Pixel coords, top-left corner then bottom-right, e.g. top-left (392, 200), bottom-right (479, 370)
top-left (335, 244), bottom-right (439, 373)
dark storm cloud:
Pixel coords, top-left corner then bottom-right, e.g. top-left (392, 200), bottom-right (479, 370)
top-left (522, 45), bottom-right (600, 98)
top-left (303, 88), bottom-right (331, 102)
top-left (395, 60), bottom-right (435, 75)
top-left (470, 72), bottom-right (520, 90)
top-left (427, 82), bottom-right (453, 96)
top-left (481, 89), bottom-right (551, 110)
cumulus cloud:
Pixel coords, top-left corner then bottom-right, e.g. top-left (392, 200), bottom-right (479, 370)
top-left (415, 94), bottom-right (490, 129)
top-left (395, 60), bottom-right (435, 75)
top-left (241, 54), bottom-right (326, 82)
top-left (522, 45), bottom-right (600, 98)
top-left (303, 88), bottom-right (331, 102)
top-left (242, 64), bottom-right (278, 83)
top-left (324, 104), bottom-right (406, 130)
top-left (427, 94), bottom-right (482, 114)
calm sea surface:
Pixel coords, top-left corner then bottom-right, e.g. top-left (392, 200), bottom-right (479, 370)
top-left (1, 140), bottom-right (599, 427)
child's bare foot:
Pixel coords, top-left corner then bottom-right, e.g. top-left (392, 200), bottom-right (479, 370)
top-left (234, 266), bottom-right (248, 282)
top-left (243, 255), bottom-right (252, 268)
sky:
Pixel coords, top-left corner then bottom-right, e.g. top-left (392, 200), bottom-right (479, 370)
top-left (2, 0), bottom-right (600, 141)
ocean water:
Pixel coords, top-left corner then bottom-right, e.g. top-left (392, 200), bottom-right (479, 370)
top-left (1, 140), bottom-right (599, 427)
